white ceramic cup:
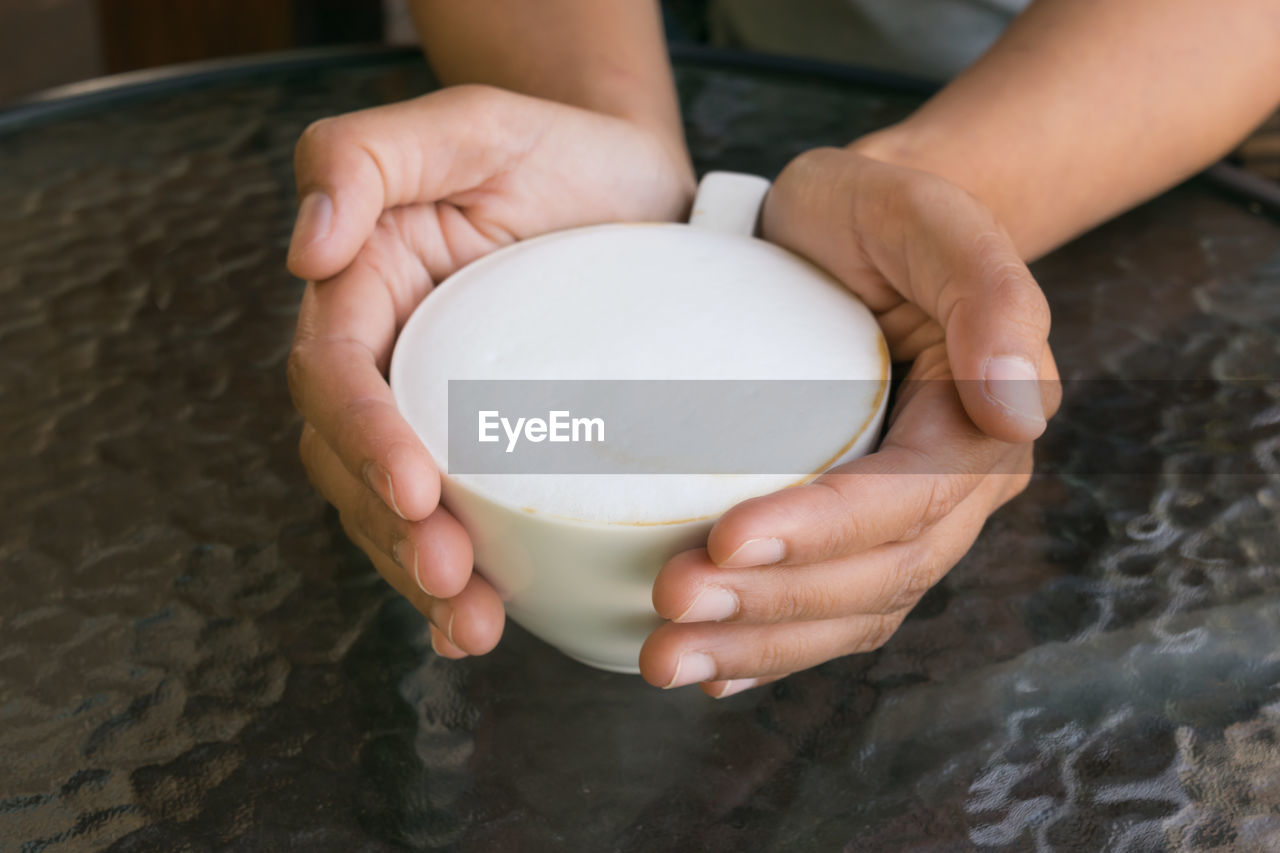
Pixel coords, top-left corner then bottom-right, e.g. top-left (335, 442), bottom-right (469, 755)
top-left (390, 173), bottom-right (889, 673)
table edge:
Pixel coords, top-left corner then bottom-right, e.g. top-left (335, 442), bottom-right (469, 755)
top-left (0, 43), bottom-right (939, 135)
top-left (3, 42), bottom-right (1275, 216)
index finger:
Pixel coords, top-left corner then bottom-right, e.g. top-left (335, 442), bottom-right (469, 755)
top-left (706, 370), bottom-right (1010, 569)
top-left (287, 258), bottom-right (440, 521)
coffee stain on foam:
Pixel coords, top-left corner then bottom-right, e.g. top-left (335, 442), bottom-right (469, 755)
top-left (518, 504), bottom-right (715, 526)
top-left (613, 514), bottom-right (716, 527)
top-left (797, 338), bottom-right (891, 488)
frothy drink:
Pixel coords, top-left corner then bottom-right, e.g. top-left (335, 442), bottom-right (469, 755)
top-left (390, 173), bottom-right (888, 672)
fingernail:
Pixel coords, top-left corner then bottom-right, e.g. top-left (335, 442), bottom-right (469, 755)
top-left (428, 600), bottom-right (455, 645)
top-left (983, 356), bottom-right (1045, 427)
top-left (290, 191), bottom-right (333, 252)
top-left (445, 610), bottom-right (458, 648)
top-left (720, 537), bottom-right (785, 569)
top-left (428, 624), bottom-right (465, 659)
top-left (393, 538), bottom-right (426, 593)
top-left (664, 652), bottom-right (717, 689)
top-left (714, 678), bottom-right (758, 699)
top-left (676, 586), bottom-right (739, 623)
top-left (363, 461), bottom-right (407, 520)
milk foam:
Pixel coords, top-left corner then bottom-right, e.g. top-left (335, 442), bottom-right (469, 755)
top-left (390, 224), bottom-right (888, 524)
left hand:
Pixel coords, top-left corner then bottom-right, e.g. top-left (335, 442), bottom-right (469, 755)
top-left (640, 147), bottom-right (1062, 697)
top-left (284, 87), bottom-right (696, 660)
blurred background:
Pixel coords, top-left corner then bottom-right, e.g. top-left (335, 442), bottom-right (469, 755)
top-left (0, 0), bottom-right (713, 102)
top-left (0, 0), bottom-right (388, 102)
top-left (0, 0), bottom-right (1276, 179)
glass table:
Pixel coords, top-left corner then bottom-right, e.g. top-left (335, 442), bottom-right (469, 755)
top-left (2, 46), bottom-right (1278, 851)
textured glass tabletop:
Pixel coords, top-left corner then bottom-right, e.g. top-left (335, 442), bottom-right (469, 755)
top-left (2, 49), bottom-right (1279, 852)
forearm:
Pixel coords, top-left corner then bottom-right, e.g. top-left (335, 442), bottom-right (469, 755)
top-left (852, 0), bottom-right (1280, 260)
top-left (410, 0), bottom-right (687, 162)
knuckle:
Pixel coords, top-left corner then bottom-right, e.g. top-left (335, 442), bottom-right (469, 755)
top-left (337, 511), bottom-right (360, 544)
top-left (816, 522), bottom-right (855, 561)
top-left (352, 481), bottom-right (392, 545)
top-left (867, 617), bottom-right (900, 650)
top-left (920, 482), bottom-right (957, 528)
top-left (777, 579), bottom-right (842, 622)
top-left (1042, 380), bottom-right (1063, 421)
top-left (811, 479), bottom-right (864, 550)
top-left (332, 396), bottom-right (383, 457)
top-left (297, 429), bottom-right (336, 502)
top-left (773, 148), bottom-right (848, 208)
top-left (895, 173), bottom-right (935, 216)
top-left (973, 237), bottom-right (1051, 332)
top-left (295, 117), bottom-right (340, 165)
top-left (284, 342), bottom-right (312, 405)
top-left (774, 583), bottom-right (810, 622)
top-left (896, 171), bottom-right (956, 223)
top-left (851, 615), bottom-right (899, 654)
top-left (374, 207), bottom-right (402, 235)
top-left (654, 557), bottom-right (704, 618)
top-left (831, 511), bottom-right (868, 554)
top-left (438, 84), bottom-right (517, 134)
top-left (992, 466), bottom-right (1033, 510)
top-left (906, 475), bottom-right (967, 537)
top-left (755, 638), bottom-right (804, 675)
top-left (901, 473), bottom-right (952, 535)
top-left (767, 147), bottom-right (852, 240)
top-left (884, 560), bottom-right (937, 612)
top-left (449, 82), bottom-right (505, 105)
top-left (993, 274), bottom-right (1052, 337)
top-left (297, 425), bottom-right (319, 467)
top-left (783, 146), bottom-right (844, 180)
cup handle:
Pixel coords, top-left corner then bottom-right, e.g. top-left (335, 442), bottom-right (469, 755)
top-left (687, 171), bottom-right (772, 237)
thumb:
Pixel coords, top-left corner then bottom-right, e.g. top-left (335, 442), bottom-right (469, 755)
top-left (762, 147), bottom-right (1057, 444)
top-left (933, 225), bottom-right (1057, 442)
top-left (286, 115), bottom-right (389, 282)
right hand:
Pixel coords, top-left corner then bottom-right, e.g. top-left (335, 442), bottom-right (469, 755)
top-left (286, 85), bottom-right (695, 658)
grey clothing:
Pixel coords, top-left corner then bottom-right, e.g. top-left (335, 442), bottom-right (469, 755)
top-left (711, 0), bottom-right (1032, 80)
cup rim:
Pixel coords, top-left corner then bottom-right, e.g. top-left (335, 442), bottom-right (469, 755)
top-left (389, 220), bottom-right (890, 527)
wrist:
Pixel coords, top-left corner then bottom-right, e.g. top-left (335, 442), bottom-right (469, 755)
top-left (562, 77), bottom-right (695, 198)
top-left (454, 71), bottom-right (695, 204)
top-left (848, 123), bottom-right (1020, 251)
top-left (847, 121), bottom-right (992, 201)
top-left (648, 127), bottom-right (697, 202)
top-left (606, 104), bottom-right (695, 206)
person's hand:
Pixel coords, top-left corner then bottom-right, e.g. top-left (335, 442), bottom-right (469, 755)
top-left (286, 85), bottom-right (694, 658)
top-left (641, 147), bottom-right (1062, 696)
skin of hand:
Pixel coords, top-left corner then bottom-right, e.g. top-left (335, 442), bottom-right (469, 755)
top-left (286, 84), bottom-right (695, 657)
top-left (639, 0), bottom-right (1280, 698)
top-left (291, 0), bottom-right (1280, 686)
top-left (640, 148), bottom-right (1063, 697)
top-left (851, 0), bottom-right (1280, 259)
